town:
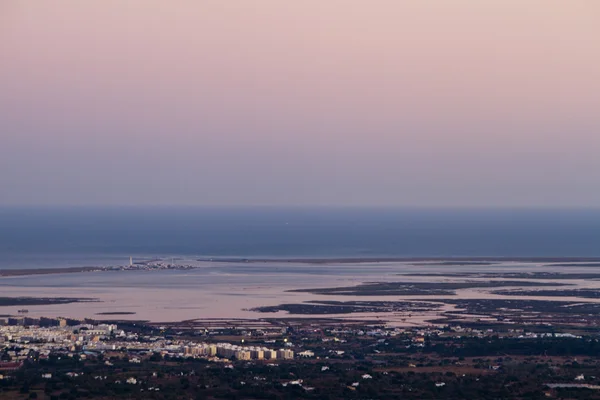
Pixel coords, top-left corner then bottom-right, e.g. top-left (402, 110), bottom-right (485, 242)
top-left (2, 314), bottom-right (600, 399)
top-left (0, 317), bottom-right (294, 363)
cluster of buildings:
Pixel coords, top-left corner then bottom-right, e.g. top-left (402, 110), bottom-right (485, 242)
top-left (0, 323), bottom-right (122, 361)
top-left (1, 323), bottom-right (119, 344)
top-left (182, 343), bottom-right (294, 360)
top-left (0, 320), bottom-right (294, 364)
top-left (118, 259), bottom-right (195, 271)
top-left (212, 343), bottom-right (293, 360)
top-left (0, 316), bottom-right (84, 328)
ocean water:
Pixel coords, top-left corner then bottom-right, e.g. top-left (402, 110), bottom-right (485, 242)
top-left (1, 207), bottom-right (600, 269)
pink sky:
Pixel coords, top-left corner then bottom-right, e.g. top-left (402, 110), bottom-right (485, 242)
top-left (1, 1), bottom-right (599, 206)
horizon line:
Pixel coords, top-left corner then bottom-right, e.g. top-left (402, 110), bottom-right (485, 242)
top-left (2, 204), bottom-right (600, 210)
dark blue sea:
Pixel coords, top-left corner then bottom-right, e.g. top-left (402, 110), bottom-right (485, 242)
top-left (1, 207), bottom-right (600, 269)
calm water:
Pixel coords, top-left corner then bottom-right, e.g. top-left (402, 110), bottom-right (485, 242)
top-left (2, 207), bottom-right (600, 269)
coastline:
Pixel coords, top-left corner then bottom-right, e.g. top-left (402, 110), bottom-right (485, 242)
top-left (2, 256), bottom-right (600, 277)
top-left (3, 258), bottom-right (600, 326)
top-left (198, 256), bottom-right (600, 264)
top-left (0, 266), bottom-right (105, 277)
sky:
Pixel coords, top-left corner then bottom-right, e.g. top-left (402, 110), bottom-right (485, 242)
top-left (1, 1), bottom-right (599, 207)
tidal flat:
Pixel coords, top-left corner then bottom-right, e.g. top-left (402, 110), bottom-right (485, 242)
top-left (0, 297), bottom-right (97, 307)
top-left (2, 259), bottom-right (600, 327)
top-left (288, 280), bottom-right (569, 296)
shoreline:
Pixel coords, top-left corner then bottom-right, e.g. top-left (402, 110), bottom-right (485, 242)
top-left (2, 256), bottom-right (600, 277)
top-left (0, 266), bottom-right (106, 277)
top-left (197, 256), bottom-right (600, 264)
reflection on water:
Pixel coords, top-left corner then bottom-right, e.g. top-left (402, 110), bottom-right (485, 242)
top-left (2, 260), bottom-right (600, 324)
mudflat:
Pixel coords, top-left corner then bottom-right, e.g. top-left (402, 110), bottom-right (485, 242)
top-left (0, 266), bottom-right (104, 277)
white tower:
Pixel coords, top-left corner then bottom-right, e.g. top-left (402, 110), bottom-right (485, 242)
top-left (129, 256), bottom-right (133, 267)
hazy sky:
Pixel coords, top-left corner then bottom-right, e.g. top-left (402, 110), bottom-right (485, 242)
top-left (1, 1), bottom-right (599, 207)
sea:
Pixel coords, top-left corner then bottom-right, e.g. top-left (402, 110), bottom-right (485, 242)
top-left (2, 206), bottom-right (600, 322)
top-left (1, 206), bottom-right (600, 269)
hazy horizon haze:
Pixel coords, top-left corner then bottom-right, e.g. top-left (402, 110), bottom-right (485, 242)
top-left (1, 1), bottom-right (599, 207)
